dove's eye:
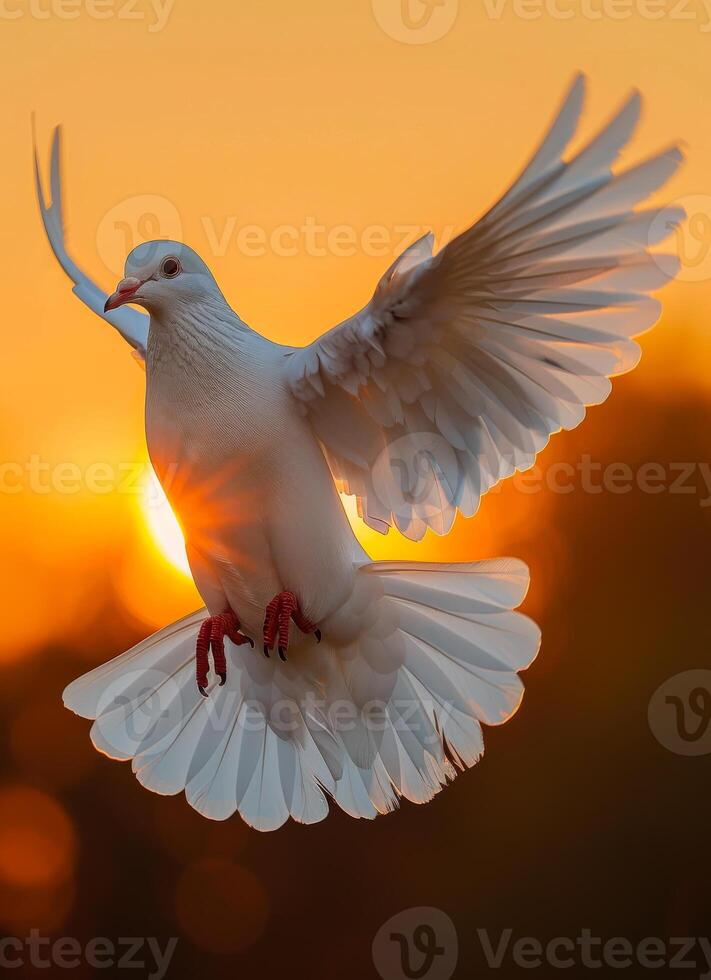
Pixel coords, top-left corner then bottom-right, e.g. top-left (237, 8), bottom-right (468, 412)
top-left (160, 257), bottom-right (181, 279)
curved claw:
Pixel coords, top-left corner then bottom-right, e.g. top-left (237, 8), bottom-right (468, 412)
top-left (263, 644), bottom-right (271, 658)
top-left (195, 611), bottom-right (250, 694)
top-left (247, 637), bottom-right (255, 648)
top-left (263, 591), bottom-right (321, 659)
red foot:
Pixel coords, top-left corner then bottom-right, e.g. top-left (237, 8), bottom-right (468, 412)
top-left (196, 611), bottom-right (253, 696)
top-left (262, 591), bottom-right (321, 661)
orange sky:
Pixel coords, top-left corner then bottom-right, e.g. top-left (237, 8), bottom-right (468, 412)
top-left (2, 0), bottom-right (711, 654)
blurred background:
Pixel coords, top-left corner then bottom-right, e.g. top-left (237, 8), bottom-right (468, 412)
top-left (1, 0), bottom-right (711, 975)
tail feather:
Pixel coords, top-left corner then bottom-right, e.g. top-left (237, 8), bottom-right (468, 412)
top-left (63, 557), bottom-right (541, 830)
top-left (65, 609), bottom-right (203, 721)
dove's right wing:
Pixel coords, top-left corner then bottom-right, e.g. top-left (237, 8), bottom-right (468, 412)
top-left (284, 76), bottom-right (684, 541)
top-left (34, 126), bottom-right (149, 360)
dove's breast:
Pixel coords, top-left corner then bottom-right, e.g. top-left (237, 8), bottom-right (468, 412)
top-left (143, 324), bottom-right (358, 635)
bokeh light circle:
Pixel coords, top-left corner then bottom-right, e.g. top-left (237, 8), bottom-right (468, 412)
top-left (10, 695), bottom-right (97, 789)
top-left (175, 858), bottom-right (269, 955)
top-left (0, 786), bottom-right (77, 889)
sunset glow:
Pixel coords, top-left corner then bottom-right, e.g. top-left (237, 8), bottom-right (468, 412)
top-left (141, 469), bottom-right (191, 577)
top-left (2, 0), bottom-right (710, 957)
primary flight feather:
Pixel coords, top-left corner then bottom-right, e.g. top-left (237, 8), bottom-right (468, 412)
top-left (35, 75), bottom-right (683, 829)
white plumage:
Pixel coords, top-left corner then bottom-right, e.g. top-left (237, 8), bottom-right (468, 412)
top-left (35, 75), bottom-right (682, 829)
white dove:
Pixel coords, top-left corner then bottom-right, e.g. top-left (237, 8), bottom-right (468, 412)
top-left (35, 75), bottom-right (683, 830)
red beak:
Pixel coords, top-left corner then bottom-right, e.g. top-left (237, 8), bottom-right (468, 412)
top-left (104, 277), bottom-right (143, 313)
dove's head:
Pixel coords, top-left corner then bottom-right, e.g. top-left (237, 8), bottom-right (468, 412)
top-left (104, 241), bottom-right (223, 316)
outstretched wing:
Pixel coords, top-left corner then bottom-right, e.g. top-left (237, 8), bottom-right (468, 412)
top-left (284, 75), bottom-right (684, 541)
top-left (34, 124), bottom-right (149, 360)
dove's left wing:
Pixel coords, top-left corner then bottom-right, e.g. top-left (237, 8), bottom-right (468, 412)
top-left (284, 77), bottom-right (684, 541)
top-left (34, 126), bottom-right (149, 360)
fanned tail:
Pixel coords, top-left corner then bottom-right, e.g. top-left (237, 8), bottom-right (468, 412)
top-left (63, 558), bottom-right (540, 830)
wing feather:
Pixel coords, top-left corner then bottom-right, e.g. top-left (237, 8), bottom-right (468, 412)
top-left (283, 76), bottom-right (684, 539)
top-left (34, 123), bottom-right (149, 359)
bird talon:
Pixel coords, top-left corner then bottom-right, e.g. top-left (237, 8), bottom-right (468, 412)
top-left (262, 591), bottom-right (321, 660)
top-left (263, 644), bottom-right (271, 658)
top-left (195, 610), bottom-right (249, 694)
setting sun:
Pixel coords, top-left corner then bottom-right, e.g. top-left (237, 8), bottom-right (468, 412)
top-left (3, 0), bottom-right (710, 966)
top-left (141, 468), bottom-right (191, 577)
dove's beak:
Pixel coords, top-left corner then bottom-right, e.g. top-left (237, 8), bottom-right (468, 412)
top-left (104, 277), bottom-right (143, 312)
